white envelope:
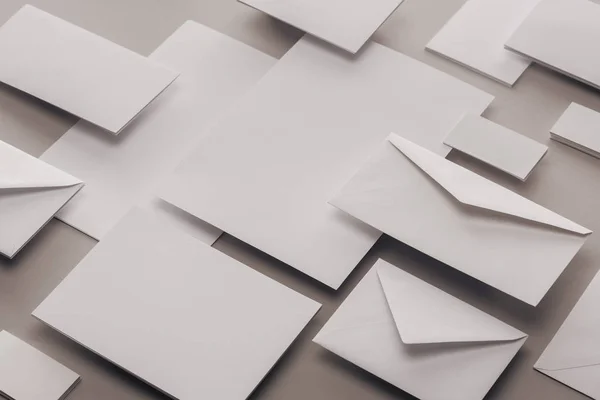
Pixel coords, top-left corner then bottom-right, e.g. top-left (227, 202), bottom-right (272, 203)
top-left (0, 140), bottom-right (83, 259)
top-left (535, 271), bottom-right (600, 398)
top-left (550, 102), bottom-right (600, 160)
top-left (314, 259), bottom-right (528, 400)
top-left (40, 20), bottom-right (275, 242)
top-left (239, 0), bottom-right (404, 53)
top-left (330, 134), bottom-right (591, 306)
top-left (0, 331), bottom-right (80, 400)
top-left (33, 208), bottom-right (321, 400)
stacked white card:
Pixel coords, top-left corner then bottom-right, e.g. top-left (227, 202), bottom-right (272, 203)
top-left (550, 103), bottom-right (600, 159)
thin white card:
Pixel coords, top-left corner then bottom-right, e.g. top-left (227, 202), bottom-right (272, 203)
top-left (0, 331), bottom-right (80, 400)
top-left (0, 5), bottom-right (179, 134)
top-left (444, 114), bottom-right (548, 181)
top-left (505, 0), bottom-right (600, 91)
top-left (535, 271), bottom-right (600, 399)
top-left (0, 140), bottom-right (83, 259)
top-left (239, 0), bottom-right (404, 53)
top-left (550, 103), bottom-right (600, 159)
top-left (427, 0), bottom-right (540, 86)
top-left (314, 260), bottom-right (527, 400)
top-left (40, 20), bottom-right (276, 242)
top-left (157, 35), bottom-right (494, 289)
top-left (33, 208), bottom-right (321, 400)
top-left (329, 134), bottom-right (591, 306)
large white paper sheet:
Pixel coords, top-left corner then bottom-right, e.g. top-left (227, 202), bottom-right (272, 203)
top-left (40, 20), bottom-right (276, 242)
top-left (444, 114), bottom-right (548, 181)
top-left (0, 331), bottom-right (80, 400)
top-left (535, 272), bottom-right (600, 399)
top-left (314, 259), bottom-right (527, 400)
top-left (329, 134), bottom-right (591, 306)
top-left (239, 0), bottom-right (403, 53)
top-left (505, 0), bottom-right (600, 91)
top-left (426, 0), bottom-right (540, 86)
top-left (0, 140), bottom-right (83, 259)
top-left (0, 5), bottom-right (178, 134)
top-left (33, 208), bottom-right (321, 400)
top-left (157, 35), bottom-right (494, 289)
top-left (550, 103), bottom-right (600, 159)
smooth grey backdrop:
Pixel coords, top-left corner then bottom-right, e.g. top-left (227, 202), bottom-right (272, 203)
top-left (1, 0), bottom-right (599, 399)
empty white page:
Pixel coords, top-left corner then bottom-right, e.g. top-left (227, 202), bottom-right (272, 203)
top-left (550, 103), bottom-right (600, 158)
top-left (0, 5), bottom-right (178, 134)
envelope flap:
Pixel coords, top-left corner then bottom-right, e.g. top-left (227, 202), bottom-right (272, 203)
top-left (376, 262), bottom-right (527, 345)
top-left (0, 141), bottom-right (81, 190)
top-left (388, 134), bottom-right (591, 235)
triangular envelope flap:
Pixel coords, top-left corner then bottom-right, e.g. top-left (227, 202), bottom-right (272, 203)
top-left (376, 261), bottom-right (526, 345)
top-left (387, 134), bottom-right (591, 235)
top-left (0, 141), bottom-right (81, 189)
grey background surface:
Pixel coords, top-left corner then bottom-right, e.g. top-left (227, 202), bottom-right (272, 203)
top-left (0, 0), bottom-right (599, 399)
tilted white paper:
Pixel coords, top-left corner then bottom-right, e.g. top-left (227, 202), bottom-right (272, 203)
top-left (535, 272), bottom-right (600, 399)
top-left (0, 5), bottom-right (179, 134)
top-left (239, 0), bottom-right (403, 53)
top-left (313, 260), bottom-right (527, 400)
top-left (427, 0), bottom-right (540, 86)
top-left (0, 140), bottom-right (83, 259)
top-left (505, 0), bottom-right (600, 91)
top-left (444, 114), bottom-right (548, 181)
top-left (40, 20), bottom-right (276, 242)
top-left (33, 208), bottom-right (321, 400)
top-left (158, 35), bottom-right (493, 289)
top-left (550, 103), bottom-right (600, 159)
top-left (329, 134), bottom-right (591, 306)
top-left (0, 331), bottom-right (80, 400)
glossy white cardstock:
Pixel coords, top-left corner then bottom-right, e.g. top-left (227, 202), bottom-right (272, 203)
top-left (505, 0), bottom-right (600, 91)
top-left (0, 140), bottom-right (83, 259)
top-left (535, 272), bottom-right (600, 399)
top-left (239, 0), bottom-right (403, 53)
top-left (314, 260), bottom-right (527, 400)
top-left (0, 331), bottom-right (80, 400)
top-left (444, 114), bottom-right (548, 181)
top-left (427, 0), bottom-right (540, 86)
top-left (158, 35), bottom-right (493, 290)
top-left (32, 209), bottom-right (321, 400)
top-left (329, 134), bottom-right (591, 306)
top-left (550, 103), bottom-right (600, 159)
top-left (40, 20), bottom-right (276, 242)
top-left (0, 5), bottom-right (178, 134)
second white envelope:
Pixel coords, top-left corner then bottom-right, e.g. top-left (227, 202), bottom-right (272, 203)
top-left (330, 134), bottom-right (591, 306)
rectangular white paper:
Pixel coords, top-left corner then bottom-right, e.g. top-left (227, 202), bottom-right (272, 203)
top-left (0, 331), bottom-right (80, 400)
top-left (157, 35), bottom-right (494, 289)
top-left (33, 208), bottom-right (321, 400)
top-left (314, 259), bottom-right (527, 400)
top-left (0, 140), bottom-right (83, 259)
top-left (535, 271), bottom-right (600, 399)
top-left (550, 102), bottom-right (600, 159)
top-left (427, 0), bottom-right (540, 86)
top-left (0, 5), bottom-right (179, 134)
top-left (40, 20), bottom-right (276, 243)
top-left (239, 0), bottom-right (404, 53)
top-left (505, 0), bottom-right (600, 91)
top-left (444, 114), bottom-right (548, 181)
top-left (329, 134), bottom-right (591, 306)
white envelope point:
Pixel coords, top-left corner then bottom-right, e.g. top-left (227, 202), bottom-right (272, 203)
top-left (388, 134), bottom-right (591, 235)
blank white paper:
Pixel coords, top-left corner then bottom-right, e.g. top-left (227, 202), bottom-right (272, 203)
top-left (158, 35), bottom-right (494, 289)
top-left (444, 114), bottom-right (548, 181)
top-left (239, 0), bottom-right (403, 53)
top-left (550, 103), bottom-right (600, 159)
top-left (40, 20), bottom-right (276, 242)
top-left (33, 208), bottom-right (321, 400)
top-left (0, 5), bottom-right (179, 134)
top-left (505, 0), bottom-right (600, 91)
top-left (427, 0), bottom-right (540, 86)
top-left (0, 331), bottom-right (80, 400)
